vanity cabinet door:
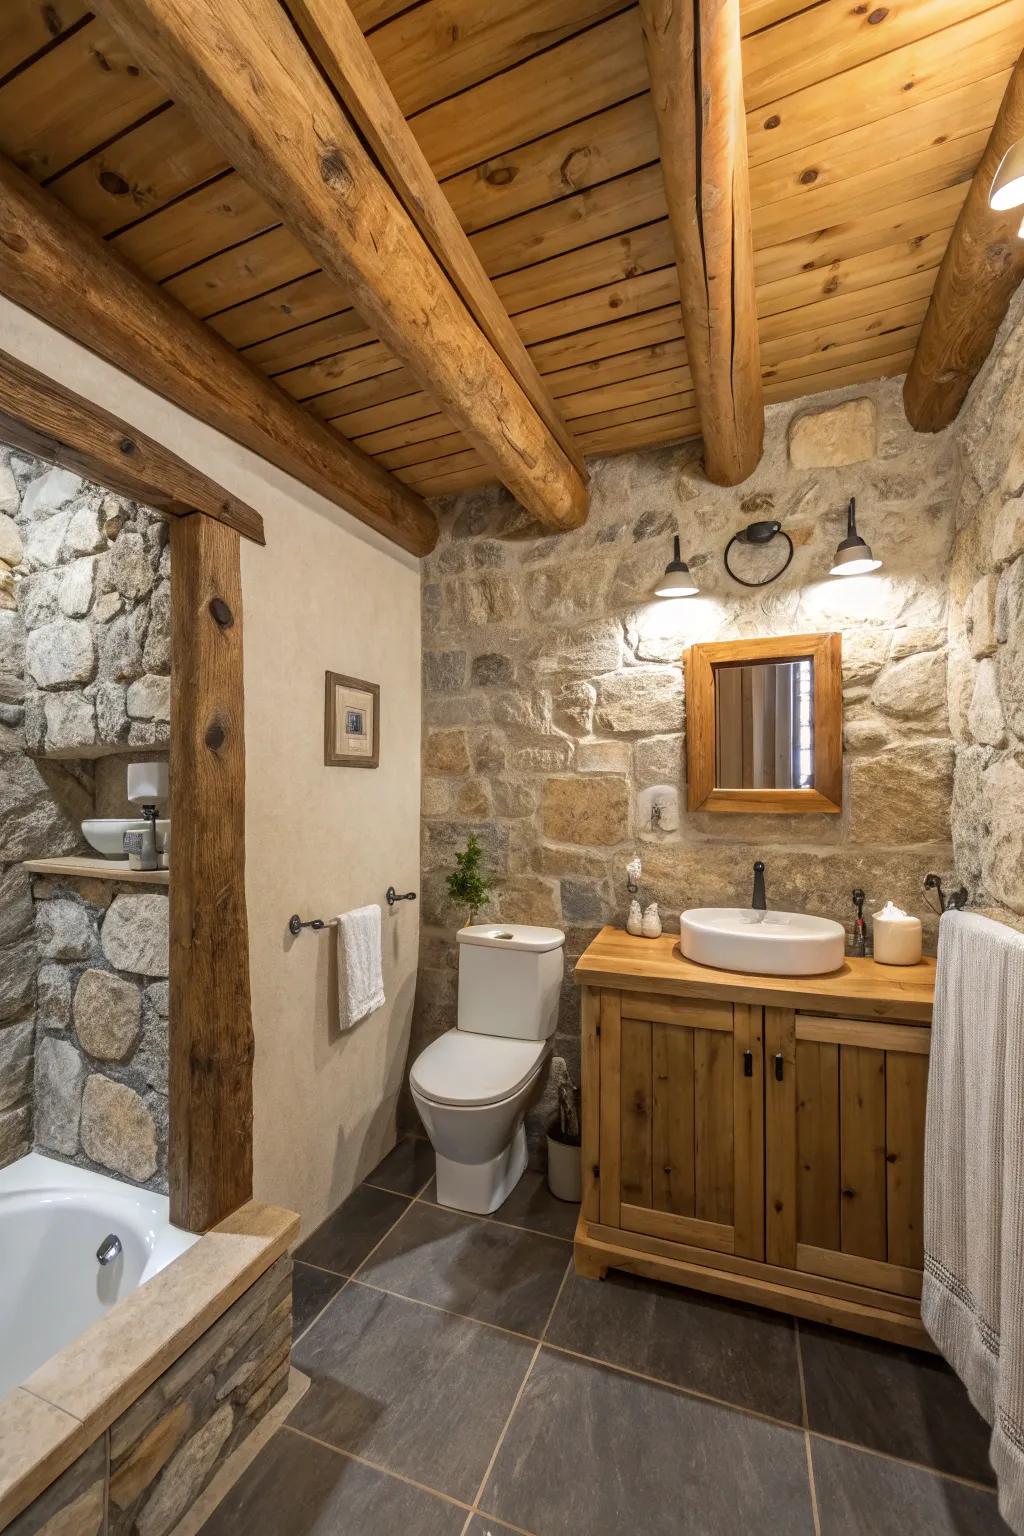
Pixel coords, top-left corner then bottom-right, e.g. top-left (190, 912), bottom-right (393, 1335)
top-left (599, 991), bottom-right (765, 1261)
top-left (765, 1008), bottom-right (930, 1296)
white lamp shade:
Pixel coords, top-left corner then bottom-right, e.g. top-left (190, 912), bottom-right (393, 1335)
top-left (127, 760), bottom-right (170, 803)
top-left (654, 566), bottom-right (700, 597)
top-left (990, 139), bottom-right (1024, 212)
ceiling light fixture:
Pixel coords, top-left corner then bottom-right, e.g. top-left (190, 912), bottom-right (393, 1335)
top-left (830, 496), bottom-right (882, 577)
top-left (989, 139), bottom-right (1024, 212)
top-left (654, 533), bottom-right (699, 598)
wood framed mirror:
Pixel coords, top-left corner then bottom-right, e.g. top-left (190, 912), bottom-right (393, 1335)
top-left (685, 633), bottom-right (842, 814)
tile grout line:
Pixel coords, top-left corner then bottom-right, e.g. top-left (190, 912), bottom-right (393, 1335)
top-left (410, 1180), bottom-right (575, 1245)
top-left (294, 1259), bottom-right (1000, 1495)
top-left (461, 1257), bottom-right (576, 1536)
top-left (795, 1322), bottom-right (822, 1536)
top-left (291, 1273), bottom-right (352, 1349)
top-left (284, 1423), bottom-right (475, 1515)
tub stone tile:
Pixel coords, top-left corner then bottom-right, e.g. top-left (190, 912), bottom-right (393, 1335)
top-left (33, 1036), bottom-right (86, 1156)
top-left (80, 1074), bottom-right (157, 1183)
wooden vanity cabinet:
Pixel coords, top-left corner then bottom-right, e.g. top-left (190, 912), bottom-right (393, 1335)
top-left (576, 930), bottom-right (936, 1349)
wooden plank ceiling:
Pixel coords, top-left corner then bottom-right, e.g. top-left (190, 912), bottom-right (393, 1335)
top-left (0, 0), bottom-right (1017, 502)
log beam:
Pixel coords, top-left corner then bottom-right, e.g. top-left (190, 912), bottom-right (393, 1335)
top-left (288, 0), bottom-right (585, 480)
top-left (0, 157), bottom-right (437, 557)
top-left (0, 347), bottom-right (265, 545)
top-left (904, 58), bottom-right (1024, 432)
top-left (169, 514), bottom-right (254, 1231)
top-left (640, 0), bottom-right (764, 485)
top-left (92, 0), bottom-right (588, 532)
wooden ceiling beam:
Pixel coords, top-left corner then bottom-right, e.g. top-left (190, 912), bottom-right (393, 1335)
top-left (288, 0), bottom-right (583, 477)
top-left (638, 0), bottom-right (764, 485)
top-left (93, 0), bottom-right (589, 533)
top-left (0, 347), bottom-right (265, 545)
top-left (904, 56), bottom-right (1024, 432)
top-left (0, 157), bottom-right (437, 555)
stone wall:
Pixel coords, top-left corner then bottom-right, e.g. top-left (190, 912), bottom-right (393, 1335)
top-left (8, 1255), bottom-right (291, 1536)
top-left (414, 378), bottom-right (958, 1147)
top-left (947, 289), bottom-right (1024, 929)
top-left (0, 445), bottom-right (171, 1175)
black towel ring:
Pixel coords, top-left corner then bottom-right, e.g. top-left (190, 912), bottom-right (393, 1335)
top-left (723, 519), bottom-right (795, 588)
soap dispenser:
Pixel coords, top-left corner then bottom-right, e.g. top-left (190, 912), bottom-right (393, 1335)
top-left (124, 761), bottom-right (169, 870)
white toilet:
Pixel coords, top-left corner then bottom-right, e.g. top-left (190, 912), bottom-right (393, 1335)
top-left (410, 923), bottom-right (565, 1215)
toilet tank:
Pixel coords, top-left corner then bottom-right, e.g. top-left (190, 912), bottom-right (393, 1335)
top-left (457, 924), bottom-right (564, 1041)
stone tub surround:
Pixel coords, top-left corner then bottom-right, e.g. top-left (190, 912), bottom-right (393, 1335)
top-left (31, 874), bottom-right (170, 1190)
top-left (0, 1200), bottom-right (298, 1533)
top-left (415, 377), bottom-right (958, 1149)
top-left (947, 289), bottom-right (1024, 929)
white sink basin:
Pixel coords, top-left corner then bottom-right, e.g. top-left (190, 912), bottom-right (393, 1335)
top-left (680, 908), bottom-right (846, 977)
top-left (82, 818), bottom-right (169, 859)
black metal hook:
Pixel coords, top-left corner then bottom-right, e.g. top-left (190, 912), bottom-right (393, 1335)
top-left (386, 887), bottom-right (417, 906)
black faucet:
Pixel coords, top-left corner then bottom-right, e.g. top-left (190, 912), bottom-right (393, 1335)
top-left (752, 861), bottom-right (767, 912)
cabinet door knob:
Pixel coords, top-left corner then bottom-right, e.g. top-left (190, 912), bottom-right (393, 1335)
top-left (743, 1050), bottom-right (753, 1077)
top-left (774, 1052), bottom-right (784, 1081)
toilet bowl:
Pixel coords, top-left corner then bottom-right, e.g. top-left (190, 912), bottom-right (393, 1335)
top-left (410, 923), bottom-right (564, 1215)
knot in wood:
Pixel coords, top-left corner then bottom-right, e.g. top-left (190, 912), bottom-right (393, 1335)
top-left (799, 168), bottom-right (818, 185)
top-left (867, 7), bottom-right (888, 21)
top-left (485, 164), bottom-right (516, 187)
top-left (0, 231), bottom-right (28, 254)
top-left (764, 114), bottom-right (781, 130)
top-left (319, 147), bottom-right (353, 193)
top-left (205, 720), bottom-right (227, 752)
top-left (99, 169), bottom-right (130, 196)
top-left (209, 596), bottom-right (234, 628)
top-left (119, 437), bottom-right (136, 456)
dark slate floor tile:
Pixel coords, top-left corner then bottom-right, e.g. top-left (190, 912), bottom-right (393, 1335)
top-left (481, 1347), bottom-right (815, 1536)
top-left (491, 1170), bottom-right (579, 1241)
top-left (197, 1426), bottom-right (465, 1536)
top-left (800, 1323), bottom-right (995, 1484)
top-left (465, 1518), bottom-right (530, 1536)
top-left (358, 1200), bottom-right (569, 1336)
top-left (546, 1268), bottom-right (803, 1423)
top-left (295, 1184), bottom-right (409, 1276)
top-left (364, 1136), bottom-right (435, 1196)
top-left (812, 1438), bottom-right (1010, 1535)
top-left (292, 1262), bottom-right (346, 1341)
top-left (290, 1282), bottom-right (534, 1501)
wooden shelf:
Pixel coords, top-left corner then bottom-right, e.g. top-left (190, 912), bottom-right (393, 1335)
top-left (23, 856), bottom-right (169, 887)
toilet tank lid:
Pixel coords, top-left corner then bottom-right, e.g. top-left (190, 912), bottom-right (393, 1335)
top-left (457, 923), bottom-right (565, 953)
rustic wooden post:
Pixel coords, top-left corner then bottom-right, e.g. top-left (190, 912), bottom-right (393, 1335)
top-left (169, 513), bottom-right (254, 1231)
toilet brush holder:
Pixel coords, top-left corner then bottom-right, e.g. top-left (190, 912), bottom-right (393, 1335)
top-left (546, 1131), bottom-right (582, 1203)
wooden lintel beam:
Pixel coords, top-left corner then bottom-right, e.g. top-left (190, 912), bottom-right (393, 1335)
top-left (904, 58), bottom-right (1024, 433)
top-left (0, 347), bottom-right (265, 545)
top-left (93, 0), bottom-right (588, 532)
top-left (0, 157), bottom-right (437, 557)
top-left (288, 0), bottom-right (586, 481)
top-left (640, 0), bottom-right (764, 486)
top-left (169, 513), bottom-right (254, 1231)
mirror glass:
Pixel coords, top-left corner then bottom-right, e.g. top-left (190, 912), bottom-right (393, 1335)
top-left (713, 658), bottom-right (814, 791)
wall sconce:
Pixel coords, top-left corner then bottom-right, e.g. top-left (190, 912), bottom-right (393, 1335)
top-left (989, 139), bottom-right (1024, 213)
top-left (830, 496), bottom-right (882, 577)
top-left (654, 533), bottom-right (699, 598)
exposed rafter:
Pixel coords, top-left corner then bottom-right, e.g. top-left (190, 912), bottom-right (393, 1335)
top-left (639, 0), bottom-right (764, 485)
top-left (0, 347), bottom-right (265, 545)
top-left (289, 0), bottom-right (585, 481)
top-left (92, 0), bottom-right (589, 532)
top-left (0, 158), bottom-right (437, 557)
top-left (904, 55), bottom-right (1024, 433)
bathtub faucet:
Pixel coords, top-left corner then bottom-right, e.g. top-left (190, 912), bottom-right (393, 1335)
top-left (96, 1233), bottom-right (122, 1266)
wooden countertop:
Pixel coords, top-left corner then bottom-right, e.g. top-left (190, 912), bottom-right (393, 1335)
top-left (23, 856), bottom-right (169, 887)
top-left (575, 927), bottom-right (935, 1022)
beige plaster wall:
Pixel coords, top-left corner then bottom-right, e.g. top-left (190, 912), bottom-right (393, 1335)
top-left (0, 298), bottom-right (422, 1236)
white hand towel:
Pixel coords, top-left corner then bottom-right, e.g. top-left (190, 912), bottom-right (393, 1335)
top-left (923, 909), bottom-right (1024, 1532)
top-left (336, 904), bottom-right (385, 1030)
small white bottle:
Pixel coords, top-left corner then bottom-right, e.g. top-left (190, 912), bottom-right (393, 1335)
top-left (872, 901), bottom-right (923, 966)
top-left (626, 899), bottom-right (643, 936)
top-left (641, 902), bottom-right (662, 939)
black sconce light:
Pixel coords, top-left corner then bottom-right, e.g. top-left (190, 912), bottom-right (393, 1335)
top-left (654, 533), bottom-right (699, 598)
top-left (830, 496), bottom-right (882, 577)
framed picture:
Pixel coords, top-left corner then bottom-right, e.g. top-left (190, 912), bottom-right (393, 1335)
top-left (324, 672), bottom-right (380, 767)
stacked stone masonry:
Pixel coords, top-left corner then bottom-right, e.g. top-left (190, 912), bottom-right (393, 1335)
top-left (8, 1256), bottom-right (293, 1536)
top-left (947, 288), bottom-right (1024, 930)
top-left (0, 445), bottom-right (171, 1176)
top-left (416, 377), bottom-right (960, 1151)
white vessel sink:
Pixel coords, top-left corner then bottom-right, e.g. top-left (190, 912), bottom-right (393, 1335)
top-left (680, 907), bottom-right (846, 977)
top-left (82, 818), bottom-right (169, 859)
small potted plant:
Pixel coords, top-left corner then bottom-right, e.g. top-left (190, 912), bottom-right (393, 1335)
top-left (547, 1057), bottom-right (582, 1203)
top-left (446, 833), bottom-right (492, 925)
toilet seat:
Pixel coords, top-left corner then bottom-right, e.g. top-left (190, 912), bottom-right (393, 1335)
top-left (410, 1029), bottom-right (547, 1108)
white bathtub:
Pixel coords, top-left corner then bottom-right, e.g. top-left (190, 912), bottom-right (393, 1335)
top-left (0, 1152), bottom-right (197, 1398)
